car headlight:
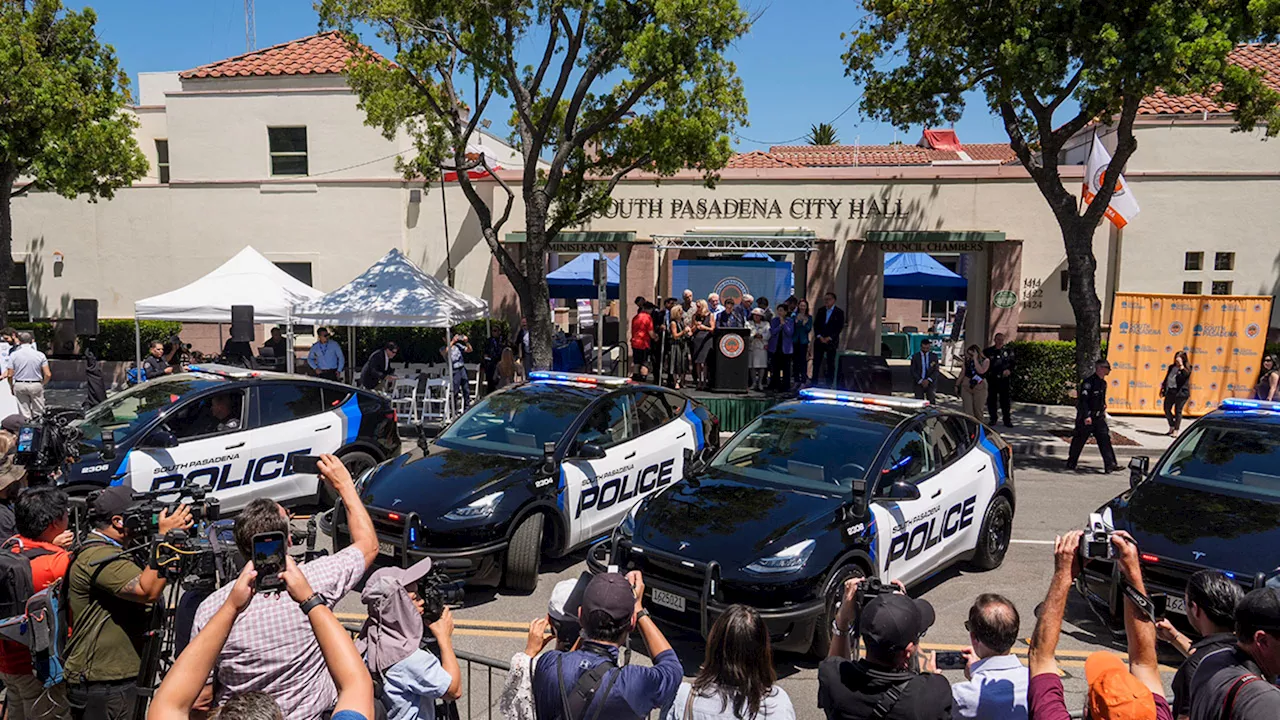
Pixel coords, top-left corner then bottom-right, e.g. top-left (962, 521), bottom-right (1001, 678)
top-left (443, 492), bottom-right (504, 521)
top-left (614, 504), bottom-right (638, 543)
top-left (744, 539), bottom-right (816, 575)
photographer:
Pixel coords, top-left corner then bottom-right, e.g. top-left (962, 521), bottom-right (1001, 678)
top-left (149, 558), bottom-right (375, 720)
top-left (355, 558), bottom-right (462, 717)
top-left (190, 455), bottom-right (377, 720)
top-left (1155, 570), bottom-right (1242, 719)
top-left (817, 578), bottom-right (952, 720)
top-left (441, 334), bottom-right (472, 409)
top-left (64, 486), bottom-right (194, 720)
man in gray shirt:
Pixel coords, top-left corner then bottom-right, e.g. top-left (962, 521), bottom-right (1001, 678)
top-left (10, 332), bottom-right (50, 419)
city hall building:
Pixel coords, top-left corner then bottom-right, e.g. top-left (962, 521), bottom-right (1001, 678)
top-left (11, 34), bottom-right (1280, 354)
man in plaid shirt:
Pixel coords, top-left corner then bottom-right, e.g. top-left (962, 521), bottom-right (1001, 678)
top-left (190, 455), bottom-right (378, 720)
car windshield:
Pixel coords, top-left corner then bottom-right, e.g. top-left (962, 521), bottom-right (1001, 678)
top-left (436, 384), bottom-right (596, 457)
top-left (709, 408), bottom-right (894, 493)
top-left (1158, 418), bottom-right (1280, 498)
top-left (73, 377), bottom-right (225, 446)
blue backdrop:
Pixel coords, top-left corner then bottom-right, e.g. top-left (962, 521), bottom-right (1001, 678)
top-left (672, 260), bottom-right (793, 304)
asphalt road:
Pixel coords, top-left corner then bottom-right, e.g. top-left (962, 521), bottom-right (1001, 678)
top-left (314, 456), bottom-right (1189, 720)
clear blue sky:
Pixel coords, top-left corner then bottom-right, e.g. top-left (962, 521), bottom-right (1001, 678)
top-left (74, 0), bottom-right (1014, 148)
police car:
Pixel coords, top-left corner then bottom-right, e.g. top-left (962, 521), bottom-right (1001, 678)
top-left (588, 389), bottom-right (1014, 656)
top-left (61, 365), bottom-right (400, 511)
top-left (327, 371), bottom-right (719, 592)
top-left (1077, 397), bottom-right (1280, 626)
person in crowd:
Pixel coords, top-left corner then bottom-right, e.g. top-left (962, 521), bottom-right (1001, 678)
top-left (1160, 350), bottom-right (1192, 437)
top-left (264, 326), bottom-right (288, 360)
top-left (669, 306), bottom-right (691, 390)
top-left (910, 338), bottom-right (940, 403)
top-left (143, 341), bottom-right (178, 381)
top-left (65, 486), bottom-right (193, 720)
top-left (691, 300), bottom-right (715, 391)
top-left (793, 299), bottom-right (813, 388)
top-left (307, 328), bottom-right (345, 381)
top-left (495, 347), bottom-right (518, 389)
top-left (187, 392), bottom-right (241, 436)
top-left (189, 456), bottom-right (378, 720)
top-left (768, 301), bottom-right (794, 392)
top-left (656, 298), bottom-right (677, 385)
top-left (951, 594), bottom-right (1026, 720)
top-left (708, 293), bottom-right (723, 321)
top-left (959, 344), bottom-right (990, 421)
top-left (532, 571), bottom-right (682, 720)
top-left (0, 455), bottom-right (25, 540)
top-left (514, 317), bottom-right (531, 365)
top-left (10, 332), bottom-right (49, 420)
top-left (740, 295), bottom-right (755, 321)
top-left (1187, 588), bottom-right (1280, 718)
top-left (500, 579), bottom-right (581, 720)
top-left (720, 298), bottom-right (742, 329)
top-left (149, 558), bottom-right (375, 720)
top-left (221, 336), bottom-right (254, 367)
top-left (360, 341), bottom-right (399, 392)
top-left (681, 289), bottom-right (694, 314)
top-left (482, 325), bottom-right (506, 390)
top-left (747, 309), bottom-right (771, 391)
top-left (756, 297), bottom-right (772, 323)
top-left (663, 604), bottom-right (795, 720)
top-left (0, 486), bottom-right (73, 720)
top-left (983, 333), bottom-right (1015, 427)
top-left (1028, 530), bottom-right (1169, 720)
top-left (1156, 570), bottom-right (1244, 719)
top-left (1253, 354), bottom-right (1279, 402)
top-left (356, 558), bottom-right (462, 720)
top-left (812, 293), bottom-right (844, 387)
top-left (0, 327), bottom-right (18, 419)
top-left (1066, 359), bottom-right (1120, 473)
top-left (818, 577), bottom-right (951, 719)
top-left (631, 300), bottom-right (657, 382)
top-left (442, 333), bottom-right (473, 409)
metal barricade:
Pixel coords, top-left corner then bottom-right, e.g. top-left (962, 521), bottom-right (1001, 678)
top-left (451, 649), bottom-right (513, 719)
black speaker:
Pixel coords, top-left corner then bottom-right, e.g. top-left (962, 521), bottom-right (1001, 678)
top-left (230, 305), bottom-right (254, 342)
top-left (73, 299), bottom-right (99, 336)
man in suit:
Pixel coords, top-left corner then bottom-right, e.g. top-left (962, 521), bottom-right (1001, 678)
top-left (910, 338), bottom-right (940, 403)
top-left (812, 292), bottom-right (845, 387)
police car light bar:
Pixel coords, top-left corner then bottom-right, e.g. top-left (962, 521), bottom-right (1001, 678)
top-left (186, 364), bottom-right (263, 379)
top-left (798, 388), bottom-right (930, 409)
top-left (528, 371), bottom-right (630, 387)
top-left (1221, 398), bottom-right (1280, 413)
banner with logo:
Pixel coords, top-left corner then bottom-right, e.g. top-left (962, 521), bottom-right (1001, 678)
top-left (1108, 293), bottom-right (1272, 416)
top-left (671, 260), bottom-right (792, 305)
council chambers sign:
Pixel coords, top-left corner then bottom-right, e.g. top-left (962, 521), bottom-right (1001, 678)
top-left (595, 195), bottom-right (910, 221)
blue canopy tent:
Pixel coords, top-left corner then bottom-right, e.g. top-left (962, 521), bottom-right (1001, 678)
top-left (883, 252), bottom-right (967, 301)
top-left (547, 253), bottom-right (620, 300)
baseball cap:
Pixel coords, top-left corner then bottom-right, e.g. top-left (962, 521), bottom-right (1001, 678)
top-left (859, 593), bottom-right (936, 650)
top-left (91, 485), bottom-right (135, 521)
top-left (0, 458), bottom-right (25, 492)
top-left (581, 572), bottom-right (636, 628)
top-left (361, 556), bottom-right (434, 604)
top-left (1235, 587), bottom-right (1280, 635)
top-left (1084, 651), bottom-right (1157, 720)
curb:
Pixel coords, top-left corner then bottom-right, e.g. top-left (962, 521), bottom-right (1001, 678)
top-left (1010, 441), bottom-right (1158, 460)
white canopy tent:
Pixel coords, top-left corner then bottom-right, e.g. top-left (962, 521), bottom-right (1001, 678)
top-left (132, 246), bottom-right (324, 369)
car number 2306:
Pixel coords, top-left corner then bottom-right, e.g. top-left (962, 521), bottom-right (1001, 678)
top-left (650, 588), bottom-right (686, 613)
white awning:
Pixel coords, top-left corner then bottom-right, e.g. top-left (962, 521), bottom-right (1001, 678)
top-left (134, 246), bottom-right (322, 323)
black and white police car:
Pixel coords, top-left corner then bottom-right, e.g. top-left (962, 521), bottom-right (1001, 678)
top-left (58, 364), bottom-right (400, 511)
top-left (1078, 397), bottom-right (1280, 627)
top-left (588, 389), bottom-right (1015, 656)
top-left (328, 371), bottom-right (719, 592)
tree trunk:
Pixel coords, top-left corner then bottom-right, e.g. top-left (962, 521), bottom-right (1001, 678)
top-left (522, 200), bottom-right (555, 371)
top-left (0, 169), bottom-right (14, 323)
top-left (1062, 217), bottom-right (1104, 381)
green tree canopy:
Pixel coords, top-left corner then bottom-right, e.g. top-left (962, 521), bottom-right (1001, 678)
top-left (319, 0), bottom-right (750, 369)
top-left (845, 0), bottom-right (1280, 376)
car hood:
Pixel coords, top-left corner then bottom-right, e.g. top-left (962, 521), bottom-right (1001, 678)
top-left (359, 443), bottom-right (535, 521)
top-left (1104, 479), bottom-right (1280, 575)
top-left (634, 469), bottom-right (840, 566)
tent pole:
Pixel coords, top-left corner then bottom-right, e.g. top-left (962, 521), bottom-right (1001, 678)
top-left (484, 315), bottom-right (491, 396)
top-left (134, 318), bottom-right (141, 376)
top-left (445, 326), bottom-right (453, 421)
top-left (286, 312), bottom-right (295, 374)
top-left (348, 326), bottom-right (355, 384)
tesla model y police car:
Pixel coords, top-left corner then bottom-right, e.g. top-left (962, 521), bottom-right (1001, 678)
top-left (57, 365), bottom-right (399, 511)
top-left (589, 389), bottom-right (1014, 656)
top-left (328, 371), bottom-right (719, 592)
top-left (1078, 397), bottom-right (1280, 627)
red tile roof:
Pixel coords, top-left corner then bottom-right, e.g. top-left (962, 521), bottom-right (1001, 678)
top-left (724, 151), bottom-right (803, 169)
top-left (1138, 43), bottom-right (1280, 115)
top-left (764, 142), bottom-right (1017, 167)
top-left (180, 31), bottom-right (381, 79)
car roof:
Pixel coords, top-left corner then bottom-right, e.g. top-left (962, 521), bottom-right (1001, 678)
top-left (765, 397), bottom-right (920, 428)
top-left (183, 364), bottom-right (364, 393)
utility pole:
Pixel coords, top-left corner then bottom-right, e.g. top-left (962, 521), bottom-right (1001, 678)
top-left (244, 0), bottom-right (256, 52)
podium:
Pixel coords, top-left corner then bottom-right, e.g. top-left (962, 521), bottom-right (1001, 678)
top-left (709, 328), bottom-right (749, 392)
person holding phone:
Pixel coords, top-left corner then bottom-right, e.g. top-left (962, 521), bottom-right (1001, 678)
top-left (949, 594), bottom-right (1027, 719)
top-left (959, 345), bottom-right (990, 422)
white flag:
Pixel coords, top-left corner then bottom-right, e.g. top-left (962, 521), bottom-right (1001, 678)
top-left (1082, 134), bottom-right (1140, 228)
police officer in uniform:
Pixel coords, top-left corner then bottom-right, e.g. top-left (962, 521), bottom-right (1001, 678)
top-left (984, 333), bottom-right (1015, 428)
top-left (1066, 359), bottom-right (1121, 472)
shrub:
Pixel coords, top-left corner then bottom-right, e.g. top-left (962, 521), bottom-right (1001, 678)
top-left (332, 319), bottom-right (511, 368)
top-left (9, 322), bottom-right (53, 349)
top-left (91, 320), bottom-right (184, 361)
top-left (1007, 340), bottom-right (1079, 405)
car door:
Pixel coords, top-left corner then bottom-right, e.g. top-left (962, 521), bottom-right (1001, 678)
top-left (921, 416), bottom-right (982, 567)
top-left (632, 389), bottom-right (691, 487)
top-left (870, 421), bottom-right (945, 585)
top-left (939, 415), bottom-right (997, 561)
top-left (251, 382), bottom-right (343, 506)
top-left (559, 393), bottom-right (647, 547)
top-left (127, 388), bottom-right (256, 505)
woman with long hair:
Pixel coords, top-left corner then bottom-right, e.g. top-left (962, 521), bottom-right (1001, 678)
top-left (792, 299), bottom-right (812, 388)
top-left (691, 300), bottom-right (715, 390)
top-left (664, 604), bottom-right (795, 719)
top-left (1159, 350), bottom-right (1191, 436)
top-left (669, 305), bottom-right (691, 389)
top-left (1255, 354), bottom-right (1280, 401)
top-left (959, 344), bottom-right (990, 421)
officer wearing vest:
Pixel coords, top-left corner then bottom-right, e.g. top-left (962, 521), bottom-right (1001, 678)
top-left (1066, 359), bottom-right (1121, 472)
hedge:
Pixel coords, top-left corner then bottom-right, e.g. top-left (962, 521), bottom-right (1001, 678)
top-left (334, 319), bottom-right (512, 367)
top-left (9, 322), bottom-right (54, 351)
top-left (93, 320), bottom-right (184, 361)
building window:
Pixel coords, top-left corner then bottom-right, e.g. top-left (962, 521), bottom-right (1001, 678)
top-left (155, 139), bottom-right (170, 184)
top-left (268, 127), bottom-right (308, 176)
top-left (8, 262), bottom-right (29, 321)
top-left (1060, 270), bottom-right (1069, 292)
top-left (273, 262), bottom-right (313, 287)
top-left (1211, 280), bottom-right (1233, 296)
top-left (1184, 252), bottom-right (1203, 271)
top-left (1214, 252), bottom-right (1235, 271)
top-left (1182, 281), bottom-right (1202, 295)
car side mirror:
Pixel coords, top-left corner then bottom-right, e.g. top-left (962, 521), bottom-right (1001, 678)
top-left (143, 429), bottom-right (178, 449)
top-left (846, 479), bottom-right (868, 518)
top-left (100, 431), bottom-right (116, 461)
top-left (1128, 456), bottom-right (1149, 490)
top-left (540, 441), bottom-right (558, 476)
top-left (576, 442), bottom-right (606, 460)
top-left (877, 481), bottom-right (922, 501)
top-left (683, 447), bottom-right (711, 484)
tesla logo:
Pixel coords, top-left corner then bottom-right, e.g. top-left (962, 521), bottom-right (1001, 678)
top-left (679, 541), bottom-right (690, 551)
top-left (1192, 550), bottom-right (1206, 561)
top-left (392, 498), bottom-right (402, 506)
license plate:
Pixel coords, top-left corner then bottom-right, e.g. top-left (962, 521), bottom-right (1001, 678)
top-left (650, 588), bottom-right (686, 613)
top-left (378, 541), bottom-right (396, 557)
top-left (1166, 595), bottom-right (1186, 615)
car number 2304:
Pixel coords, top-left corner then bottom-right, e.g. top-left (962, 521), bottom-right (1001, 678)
top-left (650, 588), bottom-right (686, 613)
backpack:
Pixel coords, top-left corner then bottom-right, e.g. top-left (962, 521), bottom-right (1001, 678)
top-left (0, 538), bottom-right (67, 687)
top-left (0, 537), bottom-right (53, 619)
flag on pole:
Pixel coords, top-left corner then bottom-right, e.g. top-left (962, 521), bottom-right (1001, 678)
top-left (1082, 134), bottom-right (1140, 228)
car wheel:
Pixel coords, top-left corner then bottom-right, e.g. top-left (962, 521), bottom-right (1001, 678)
top-left (809, 564), bottom-right (866, 659)
top-left (970, 495), bottom-right (1013, 570)
top-left (504, 513), bottom-right (544, 594)
top-left (326, 451), bottom-right (377, 506)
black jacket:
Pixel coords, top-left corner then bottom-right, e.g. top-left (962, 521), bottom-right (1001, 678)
top-left (1161, 366), bottom-right (1191, 399)
top-left (814, 306), bottom-right (845, 345)
top-left (1077, 374), bottom-right (1109, 420)
top-left (817, 657), bottom-right (953, 720)
top-left (984, 345), bottom-right (1015, 378)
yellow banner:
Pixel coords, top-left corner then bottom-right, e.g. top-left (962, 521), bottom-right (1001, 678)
top-left (1107, 293), bottom-right (1273, 416)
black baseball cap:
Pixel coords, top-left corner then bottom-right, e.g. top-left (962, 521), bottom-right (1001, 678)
top-left (581, 573), bottom-right (635, 627)
top-left (91, 485), bottom-right (135, 521)
top-left (860, 593), bottom-right (936, 650)
top-left (1236, 587), bottom-right (1280, 636)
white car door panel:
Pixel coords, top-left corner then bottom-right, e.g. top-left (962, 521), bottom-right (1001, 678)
top-left (253, 383), bottom-right (345, 507)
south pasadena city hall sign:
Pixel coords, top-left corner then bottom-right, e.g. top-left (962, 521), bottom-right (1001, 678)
top-left (595, 195), bottom-right (910, 221)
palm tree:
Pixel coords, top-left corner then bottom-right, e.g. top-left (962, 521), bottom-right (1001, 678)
top-left (806, 122), bottom-right (839, 145)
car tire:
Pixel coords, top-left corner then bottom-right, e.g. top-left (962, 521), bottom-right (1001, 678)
top-left (970, 495), bottom-right (1013, 570)
top-left (809, 564), bottom-right (866, 659)
top-left (504, 513), bottom-right (544, 594)
top-left (325, 451), bottom-right (377, 506)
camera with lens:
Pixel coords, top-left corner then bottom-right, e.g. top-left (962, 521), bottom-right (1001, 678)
top-left (417, 567), bottom-right (465, 626)
top-left (855, 576), bottom-right (893, 608)
top-left (1081, 512), bottom-right (1115, 560)
top-left (117, 485), bottom-right (221, 537)
top-left (14, 410), bottom-right (84, 483)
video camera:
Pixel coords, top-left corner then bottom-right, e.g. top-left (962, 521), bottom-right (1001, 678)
top-left (14, 409), bottom-right (84, 483)
top-left (418, 567), bottom-right (465, 626)
top-left (854, 576), bottom-right (894, 609)
top-left (109, 484), bottom-right (221, 538)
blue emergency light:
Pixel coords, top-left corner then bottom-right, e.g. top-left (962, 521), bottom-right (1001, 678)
top-left (1221, 398), bottom-right (1280, 413)
top-left (798, 388), bottom-right (930, 409)
top-left (528, 371), bottom-right (630, 387)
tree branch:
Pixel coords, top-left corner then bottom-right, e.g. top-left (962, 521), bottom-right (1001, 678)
top-left (528, 13), bottom-right (563, 99)
top-left (8, 182), bottom-right (34, 199)
top-left (1081, 93), bottom-right (1140, 228)
top-left (1048, 67), bottom-right (1085, 113)
top-left (531, 8), bottom-right (587, 155)
top-left (550, 154), bottom-right (653, 237)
